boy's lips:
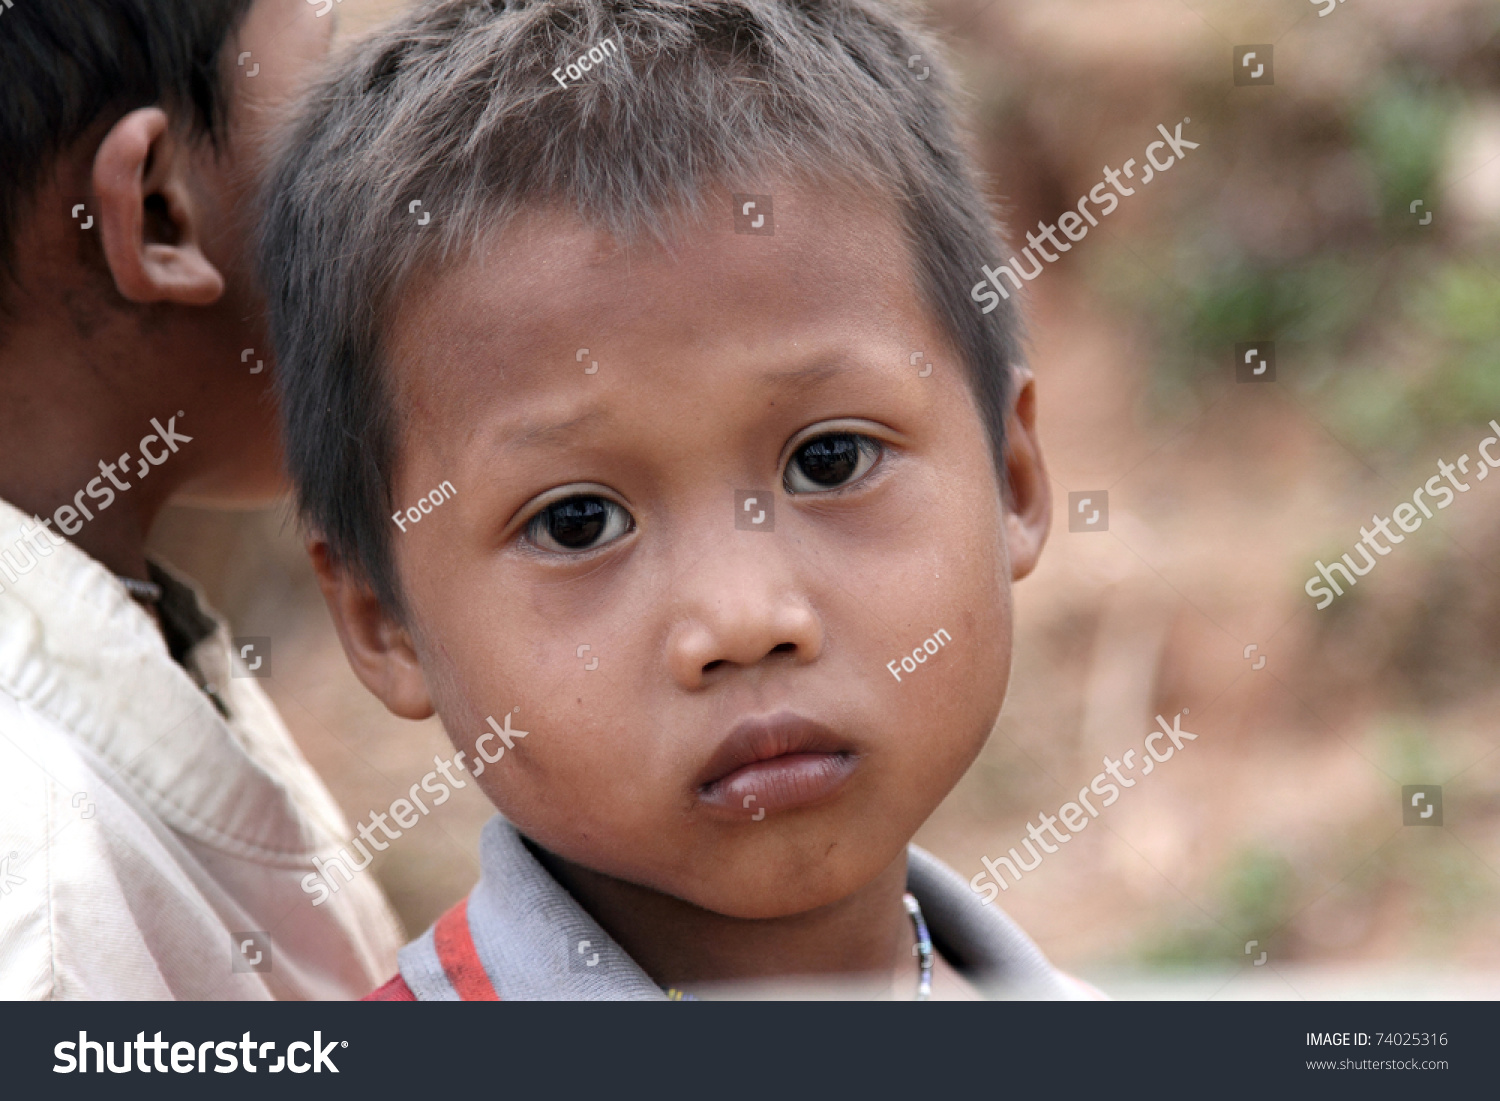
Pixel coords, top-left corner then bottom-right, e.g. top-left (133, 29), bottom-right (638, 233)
top-left (696, 712), bottom-right (859, 818)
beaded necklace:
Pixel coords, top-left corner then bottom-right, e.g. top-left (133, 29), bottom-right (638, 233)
top-left (905, 890), bottom-right (934, 1001)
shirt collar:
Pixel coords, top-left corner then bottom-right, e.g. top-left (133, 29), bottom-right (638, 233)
top-left (0, 496), bottom-right (332, 859)
top-left (400, 814), bottom-right (1075, 999)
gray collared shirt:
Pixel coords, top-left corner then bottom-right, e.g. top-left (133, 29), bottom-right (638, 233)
top-left (399, 816), bottom-right (1088, 999)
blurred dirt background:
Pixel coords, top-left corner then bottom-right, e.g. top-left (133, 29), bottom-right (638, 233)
top-left (149, 0), bottom-right (1500, 995)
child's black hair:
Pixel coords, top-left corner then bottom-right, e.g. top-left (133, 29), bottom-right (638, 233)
top-left (0, 0), bottom-right (256, 303)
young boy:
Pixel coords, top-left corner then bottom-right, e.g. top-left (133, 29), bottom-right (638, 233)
top-left (264, 0), bottom-right (1083, 999)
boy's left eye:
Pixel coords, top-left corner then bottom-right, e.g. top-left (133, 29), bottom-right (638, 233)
top-left (523, 494), bottom-right (633, 553)
top-left (783, 432), bottom-right (883, 494)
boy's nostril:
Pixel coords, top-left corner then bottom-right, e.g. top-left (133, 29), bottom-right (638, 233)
top-left (770, 643), bottom-right (796, 655)
top-left (703, 659), bottom-right (725, 674)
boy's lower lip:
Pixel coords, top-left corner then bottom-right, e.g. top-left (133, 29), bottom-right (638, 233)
top-left (697, 753), bottom-right (858, 818)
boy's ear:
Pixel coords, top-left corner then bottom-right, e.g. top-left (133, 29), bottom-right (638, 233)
top-left (92, 107), bottom-right (226, 306)
top-left (1000, 366), bottom-right (1051, 581)
top-left (309, 539), bottom-right (436, 721)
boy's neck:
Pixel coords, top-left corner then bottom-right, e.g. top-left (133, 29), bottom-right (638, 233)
top-left (530, 842), bottom-right (921, 998)
top-left (0, 396), bottom-right (162, 585)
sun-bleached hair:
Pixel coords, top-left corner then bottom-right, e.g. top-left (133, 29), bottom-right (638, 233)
top-left (261, 0), bottom-right (1023, 616)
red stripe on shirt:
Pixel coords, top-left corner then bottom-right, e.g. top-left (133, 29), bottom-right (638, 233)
top-left (364, 973), bottom-right (417, 1001)
top-left (434, 897), bottom-right (500, 1001)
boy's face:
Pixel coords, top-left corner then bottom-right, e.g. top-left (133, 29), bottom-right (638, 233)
top-left (360, 185), bottom-right (1049, 919)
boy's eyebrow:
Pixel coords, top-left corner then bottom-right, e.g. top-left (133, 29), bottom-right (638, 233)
top-left (507, 364), bottom-right (854, 448)
top-left (512, 406), bottom-right (611, 448)
top-left (764, 364), bottom-right (849, 393)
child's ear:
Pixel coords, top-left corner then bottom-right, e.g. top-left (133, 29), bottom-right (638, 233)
top-left (92, 107), bottom-right (226, 306)
top-left (1000, 366), bottom-right (1052, 581)
top-left (309, 539), bottom-right (436, 721)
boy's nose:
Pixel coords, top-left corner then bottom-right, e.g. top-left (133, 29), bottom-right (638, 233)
top-left (665, 568), bottom-right (824, 690)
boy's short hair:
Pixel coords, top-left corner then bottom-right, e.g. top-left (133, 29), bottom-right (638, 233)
top-left (0, 0), bottom-right (256, 298)
top-left (262, 0), bottom-right (1024, 618)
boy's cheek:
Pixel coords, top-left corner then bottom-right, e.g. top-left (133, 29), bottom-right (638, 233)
top-left (464, 720), bottom-right (669, 831)
top-left (888, 626), bottom-right (1009, 772)
top-left (870, 560), bottom-right (1012, 768)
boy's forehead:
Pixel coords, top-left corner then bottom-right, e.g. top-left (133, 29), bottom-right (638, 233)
top-left (385, 186), bottom-right (927, 418)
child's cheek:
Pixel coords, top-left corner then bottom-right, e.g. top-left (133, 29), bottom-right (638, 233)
top-left (882, 534), bottom-right (1012, 781)
top-left (923, 596), bottom-right (1009, 748)
top-left (472, 730), bottom-right (686, 888)
top-left (461, 701), bottom-right (657, 840)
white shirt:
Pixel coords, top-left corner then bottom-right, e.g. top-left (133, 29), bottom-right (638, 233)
top-left (0, 498), bottom-right (404, 999)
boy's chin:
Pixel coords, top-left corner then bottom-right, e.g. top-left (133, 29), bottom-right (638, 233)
top-left (653, 841), bottom-right (910, 921)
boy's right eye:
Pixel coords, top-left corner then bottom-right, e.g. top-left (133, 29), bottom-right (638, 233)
top-left (523, 494), bottom-right (633, 553)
